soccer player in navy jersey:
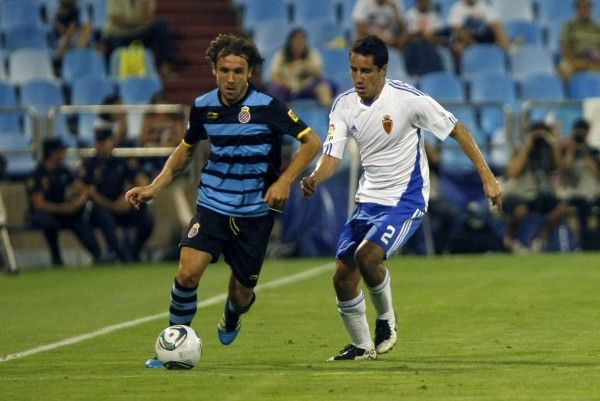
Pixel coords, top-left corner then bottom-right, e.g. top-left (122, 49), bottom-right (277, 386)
top-left (301, 35), bottom-right (502, 361)
top-left (125, 34), bottom-right (321, 367)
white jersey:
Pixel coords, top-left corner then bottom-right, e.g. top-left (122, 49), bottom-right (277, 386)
top-left (325, 79), bottom-right (457, 208)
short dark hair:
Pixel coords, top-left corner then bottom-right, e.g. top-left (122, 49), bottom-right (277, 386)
top-left (351, 35), bottom-right (389, 69)
top-left (42, 138), bottom-right (66, 160)
top-left (573, 118), bottom-right (590, 130)
top-left (527, 121), bottom-right (552, 133)
top-left (205, 33), bottom-right (263, 72)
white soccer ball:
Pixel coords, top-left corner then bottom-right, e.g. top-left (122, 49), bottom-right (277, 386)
top-left (155, 325), bottom-right (202, 369)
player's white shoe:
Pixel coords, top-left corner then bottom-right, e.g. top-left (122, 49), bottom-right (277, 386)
top-left (374, 317), bottom-right (397, 354)
top-left (327, 344), bottom-right (377, 361)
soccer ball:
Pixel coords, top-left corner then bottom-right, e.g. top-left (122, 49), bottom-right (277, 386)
top-left (155, 325), bottom-right (202, 369)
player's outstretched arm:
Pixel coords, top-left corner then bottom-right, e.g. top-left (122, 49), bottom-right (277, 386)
top-left (450, 122), bottom-right (502, 210)
top-left (300, 154), bottom-right (342, 198)
top-left (125, 142), bottom-right (195, 209)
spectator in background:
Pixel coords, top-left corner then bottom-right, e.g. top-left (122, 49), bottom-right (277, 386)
top-left (26, 138), bottom-right (102, 266)
top-left (448, 0), bottom-right (510, 67)
top-left (0, 154), bottom-right (6, 180)
top-left (558, 119), bottom-right (600, 250)
top-left (352, 0), bottom-right (406, 50)
top-left (403, 0), bottom-right (446, 76)
top-left (52, 0), bottom-right (93, 66)
top-left (102, 0), bottom-right (175, 80)
top-left (94, 94), bottom-right (131, 147)
top-left (139, 91), bottom-right (185, 178)
top-left (558, 0), bottom-right (600, 80)
top-left (268, 28), bottom-right (336, 108)
top-left (501, 122), bottom-right (568, 253)
top-left (80, 127), bottom-right (154, 261)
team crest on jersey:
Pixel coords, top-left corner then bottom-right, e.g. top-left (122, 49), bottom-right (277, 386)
top-left (187, 223), bottom-right (200, 238)
top-left (238, 106), bottom-right (251, 123)
top-left (382, 115), bottom-right (393, 134)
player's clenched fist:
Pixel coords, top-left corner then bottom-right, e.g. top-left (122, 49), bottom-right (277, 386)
top-left (300, 176), bottom-right (316, 198)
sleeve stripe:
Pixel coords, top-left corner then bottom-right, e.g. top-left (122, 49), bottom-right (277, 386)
top-left (296, 127), bottom-right (311, 140)
top-left (181, 139), bottom-right (193, 148)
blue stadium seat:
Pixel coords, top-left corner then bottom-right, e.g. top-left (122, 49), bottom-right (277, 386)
top-left (289, 101), bottom-right (329, 141)
top-left (0, 81), bottom-right (22, 134)
top-left (387, 49), bottom-right (408, 81)
top-left (307, 20), bottom-right (347, 49)
top-left (543, 19), bottom-right (564, 56)
top-left (321, 47), bottom-right (352, 91)
top-left (61, 48), bottom-right (108, 86)
top-left (0, 0), bottom-right (44, 30)
top-left (81, 0), bottom-right (107, 32)
top-left (337, 0), bottom-right (357, 31)
top-left (469, 73), bottom-right (517, 134)
top-left (71, 75), bottom-right (116, 145)
top-left (510, 44), bottom-right (555, 79)
top-left (519, 72), bottom-right (565, 101)
top-left (535, 0), bottom-right (573, 27)
top-left (290, 0), bottom-right (337, 25)
top-left (242, 0), bottom-right (288, 32)
top-left (252, 19), bottom-right (292, 63)
top-left (418, 71), bottom-right (466, 102)
top-left (118, 76), bottom-right (162, 104)
top-left (461, 44), bottom-right (507, 80)
top-left (489, 0), bottom-right (535, 22)
top-left (0, 133), bottom-right (36, 179)
top-left (518, 72), bottom-right (566, 123)
top-left (505, 20), bottom-right (544, 46)
top-left (568, 71), bottom-right (600, 100)
top-left (8, 49), bottom-right (56, 86)
top-left (19, 78), bottom-right (68, 140)
top-left (4, 24), bottom-right (49, 52)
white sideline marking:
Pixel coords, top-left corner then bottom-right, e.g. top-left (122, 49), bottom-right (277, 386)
top-left (0, 263), bottom-right (334, 363)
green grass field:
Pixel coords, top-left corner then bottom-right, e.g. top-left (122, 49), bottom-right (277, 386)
top-left (1, 253), bottom-right (600, 400)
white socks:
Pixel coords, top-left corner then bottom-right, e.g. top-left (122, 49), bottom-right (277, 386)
top-left (367, 268), bottom-right (395, 322)
top-left (337, 291), bottom-right (373, 349)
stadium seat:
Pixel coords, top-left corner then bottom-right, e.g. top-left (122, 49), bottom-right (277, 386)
top-left (509, 44), bottom-right (555, 80)
top-left (61, 48), bottom-right (108, 86)
top-left (81, 0), bottom-right (107, 32)
top-left (307, 20), bottom-right (347, 50)
top-left (337, 0), bottom-right (357, 31)
top-left (241, 0), bottom-right (289, 32)
top-left (0, 0), bottom-right (44, 30)
top-left (252, 19), bottom-right (292, 64)
top-left (418, 71), bottom-right (465, 102)
top-left (289, 101), bottom-right (329, 141)
top-left (19, 78), bottom-right (68, 140)
top-left (8, 49), bottom-right (56, 86)
top-left (290, 0), bottom-right (337, 25)
top-left (469, 72), bottom-right (517, 134)
top-left (535, 0), bottom-right (573, 27)
top-left (461, 44), bottom-right (507, 80)
top-left (118, 76), bottom-right (162, 104)
top-left (518, 72), bottom-right (566, 123)
top-left (321, 47), bottom-right (352, 90)
top-left (505, 20), bottom-right (544, 46)
top-left (4, 24), bottom-right (49, 52)
top-left (489, 0), bottom-right (535, 22)
top-left (71, 76), bottom-right (116, 145)
top-left (0, 81), bottom-right (21, 134)
top-left (387, 49), bottom-right (409, 81)
top-left (0, 133), bottom-right (37, 179)
top-left (519, 72), bottom-right (565, 101)
top-left (568, 71), bottom-right (600, 100)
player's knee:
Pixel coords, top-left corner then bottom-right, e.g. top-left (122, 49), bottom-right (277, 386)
top-left (176, 267), bottom-right (201, 288)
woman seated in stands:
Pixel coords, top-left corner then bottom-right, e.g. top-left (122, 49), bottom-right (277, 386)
top-left (268, 28), bottom-right (336, 108)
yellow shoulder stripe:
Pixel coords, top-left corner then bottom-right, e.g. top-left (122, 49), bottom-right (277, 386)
top-left (181, 139), bottom-right (193, 148)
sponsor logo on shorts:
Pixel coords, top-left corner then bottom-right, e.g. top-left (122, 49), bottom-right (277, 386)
top-left (238, 106), bottom-right (251, 123)
top-left (187, 223), bottom-right (200, 238)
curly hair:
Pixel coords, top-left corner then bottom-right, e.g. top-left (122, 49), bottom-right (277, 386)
top-left (205, 33), bottom-right (263, 71)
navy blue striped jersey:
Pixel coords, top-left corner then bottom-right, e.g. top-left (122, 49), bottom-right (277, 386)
top-left (183, 85), bottom-right (311, 217)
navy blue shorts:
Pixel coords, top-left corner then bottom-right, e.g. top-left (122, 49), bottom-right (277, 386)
top-left (179, 206), bottom-right (274, 288)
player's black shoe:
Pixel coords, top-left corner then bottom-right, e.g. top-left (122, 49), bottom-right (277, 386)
top-left (327, 344), bottom-right (377, 361)
top-left (374, 317), bottom-right (397, 354)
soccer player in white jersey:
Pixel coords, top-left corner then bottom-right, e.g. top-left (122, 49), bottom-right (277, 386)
top-left (301, 35), bottom-right (502, 361)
